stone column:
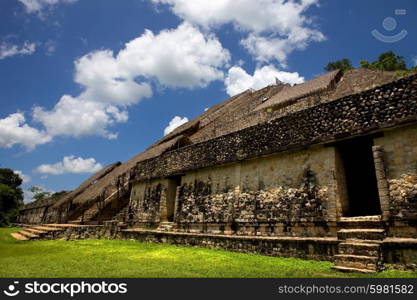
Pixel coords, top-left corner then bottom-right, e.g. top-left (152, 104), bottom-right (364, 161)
top-left (372, 145), bottom-right (390, 221)
top-left (159, 186), bottom-right (168, 222)
top-left (173, 186), bottom-right (181, 223)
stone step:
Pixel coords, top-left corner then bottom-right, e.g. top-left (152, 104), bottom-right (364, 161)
top-left (19, 230), bottom-right (39, 239)
top-left (158, 222), bottom-right (175, 231)
top-left (19, 224), bottom-right (33, 228)
top-left (337, 229), bottom-right (385, 240)
top-left (338, 220), bottom-right (384, 229)
top-left (332, 266), bottom-right (376, 274)
top-left (68, 221), bottom-right (83, 225)
top-left (11, 232), bottom-right (29, 241)
top-left (338, 241), bottom-right (380, 256)
top-left (32, 226), bottom-right (63, 232)
top-left (47, 223), bottom-right (85, 228)
top-left (160, 222), bottom-right (174, 225)
top-left (24, 228), bottom-right (47, 235)
top-left (339, 215), bottom-right (381, 222)
top-left (334, 254), bottom-right (379, 271)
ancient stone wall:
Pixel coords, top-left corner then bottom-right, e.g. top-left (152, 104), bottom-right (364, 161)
top-left (374, 124), bottom-right (417, 237)
top-left (127, 179), bottom-right (165, 226)
top-left (131, 74), bottom-right (417, 183)
top-left (129, 146), bottom-right (339, 237)
top-left (175, 146), bottom-right (337, 236)
top-left (17, 207), bottom-right (48, 224)
top-left (17, 203), bottom-right (70, 225)
top-left (121, 230), bottom-right (339, 262)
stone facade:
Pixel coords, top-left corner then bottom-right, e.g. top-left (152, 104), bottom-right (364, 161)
top-left (127, 179), bottom-right (165, 226)
top-left (15, 72), bottom-right (417, 272)
top-left (17, 203), bottom-right (70, 225)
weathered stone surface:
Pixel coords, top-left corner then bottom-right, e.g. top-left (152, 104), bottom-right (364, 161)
top-left (389, 174), bottom-right (417, 221)
top-left (15, 73), bottom-right (417, 272)
top-left (131, 74), bottom-right (417, 182)
top-left (127, 181), bottom-right (163, 225)
top-left (176, 169), bottom-right (328, 225)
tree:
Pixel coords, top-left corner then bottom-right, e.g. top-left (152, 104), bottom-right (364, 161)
top-left (29, 186), bottom-right (52, 202)
top-left (0, 169), bottom-right (24, 226)
top-left (324, 58), bottom-right (353, 72)
top-left (51, 191), bottom-right (68, 198)
top-left (360, 51), bottom-right (407, 71)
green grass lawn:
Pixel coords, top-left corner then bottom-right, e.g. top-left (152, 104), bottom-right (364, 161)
top-left (1, 227), bottom-right (416, 278)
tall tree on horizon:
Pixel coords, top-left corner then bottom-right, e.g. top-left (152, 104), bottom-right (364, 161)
top-left (324, 58), bottom-right (353, 72)
top-left (0, 169), bottom-right (24, 226)
top-left (360, 51), bottom-right (407, 71)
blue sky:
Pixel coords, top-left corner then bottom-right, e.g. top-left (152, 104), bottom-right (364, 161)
top-left (0, 0), bottom-right (416, 202)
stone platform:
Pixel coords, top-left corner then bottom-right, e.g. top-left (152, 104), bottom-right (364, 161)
top-left (121, 228), bottom-right (339, 261)
top-left (10, 223), bottom-right (417, 271)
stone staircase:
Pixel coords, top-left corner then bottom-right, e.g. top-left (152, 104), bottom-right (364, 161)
top-left (158, 221), bottom-right (175, 231)
top-left (333, 215), bottom-right (385, 273)
top-left (68, 183), bottom-right (130, 225)
top-left (69, 203), bottom-right (100, 225)
top-left (10, 224), bottom-right (65, 241)
top-left (112, 202), bottom-right (129, 223)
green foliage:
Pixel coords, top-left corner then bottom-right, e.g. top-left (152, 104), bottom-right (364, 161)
top-left (0, 169), bottom-right (23, 227)
top-left (360, 60), bottom-right (371, 69)
top-left (328, 51), bottom-right (414, 75)
top-left (29, 186), bottom-right (52, 202)
top-left (324, 58), bottom-right (353, 72)
top-left (1, 228), bottom-right (416, 278)
top-left (51, 191), bottom-right (68, 198)
top-left (360, 51), bottom-right (407, 71)
top-left (0, 169), bottom-right (22, 189)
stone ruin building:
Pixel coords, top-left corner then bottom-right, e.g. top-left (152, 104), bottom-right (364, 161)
top-left (14, 69), bottom-right (417, 273)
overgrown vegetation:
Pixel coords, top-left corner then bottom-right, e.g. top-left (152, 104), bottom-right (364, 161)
top-left (325, 51), bottom-right (417, 75)
top-left (28, 186), bottom-right (67, 202)
top-left (325, 58), bottom-right (353, 72)
top-left (0, 169), bottom-right (23, 227)
top-left (359, 51), bottom-right (407, 71)
top-left (1, 228), bottom-right (416, 278)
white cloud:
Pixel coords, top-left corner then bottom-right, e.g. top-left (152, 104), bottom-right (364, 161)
top-left (35, 155), bottom-right (103, 175)
top-left (33, 95), bottom-right (129, 139)
top-left (164, 116), bottom-right (189, 135)
top-left (74, 50), bottom-right (153, 106)
top-left (151, 0), bottom-right (317, 32)
top-left (23, 186), bottom-right (55, 203)
top-left (1, 22), bottom-right (228, 148)
top-left (151, 0), bottom-right (324, 65)
top-left (14, 170), bottom-right (32, 184)
top-left (117, 22), bottom-right (230, 88)
top-left (23, 189), bottom-right (35, 204)
top-left (32, 22), bottom-right (229, 141)
top-left (0, 41), bottom-right (36, 60)
top-left (17, 0), bottom-right (78, 14)
top-left (413, 56), bottom-right (417, 66)
top-left (44, 40), bottom-right (57, 56)
top-left (241, 32), bottom-right (324, 66)
top-left (224, 65), bottom-right (304, 96)
top-left (0, 113), bottom-right (52, 150)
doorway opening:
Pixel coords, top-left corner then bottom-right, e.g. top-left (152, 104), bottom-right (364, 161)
top-left (166, 175), bottom-right (182, 222)
top-left (337, 136), bottom-right (381, 217)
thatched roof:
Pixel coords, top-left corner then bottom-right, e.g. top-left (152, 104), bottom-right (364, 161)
top-left (255, 70), bottom-right (342, 111)
top-left (21, 191), bottom-right (69, 211)
top-left (320, 68), bottom-right (399, 102)
top-left (53, 161), bottom-right (121, 208)
top-left (53, 135), bottom-right (189, 207)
